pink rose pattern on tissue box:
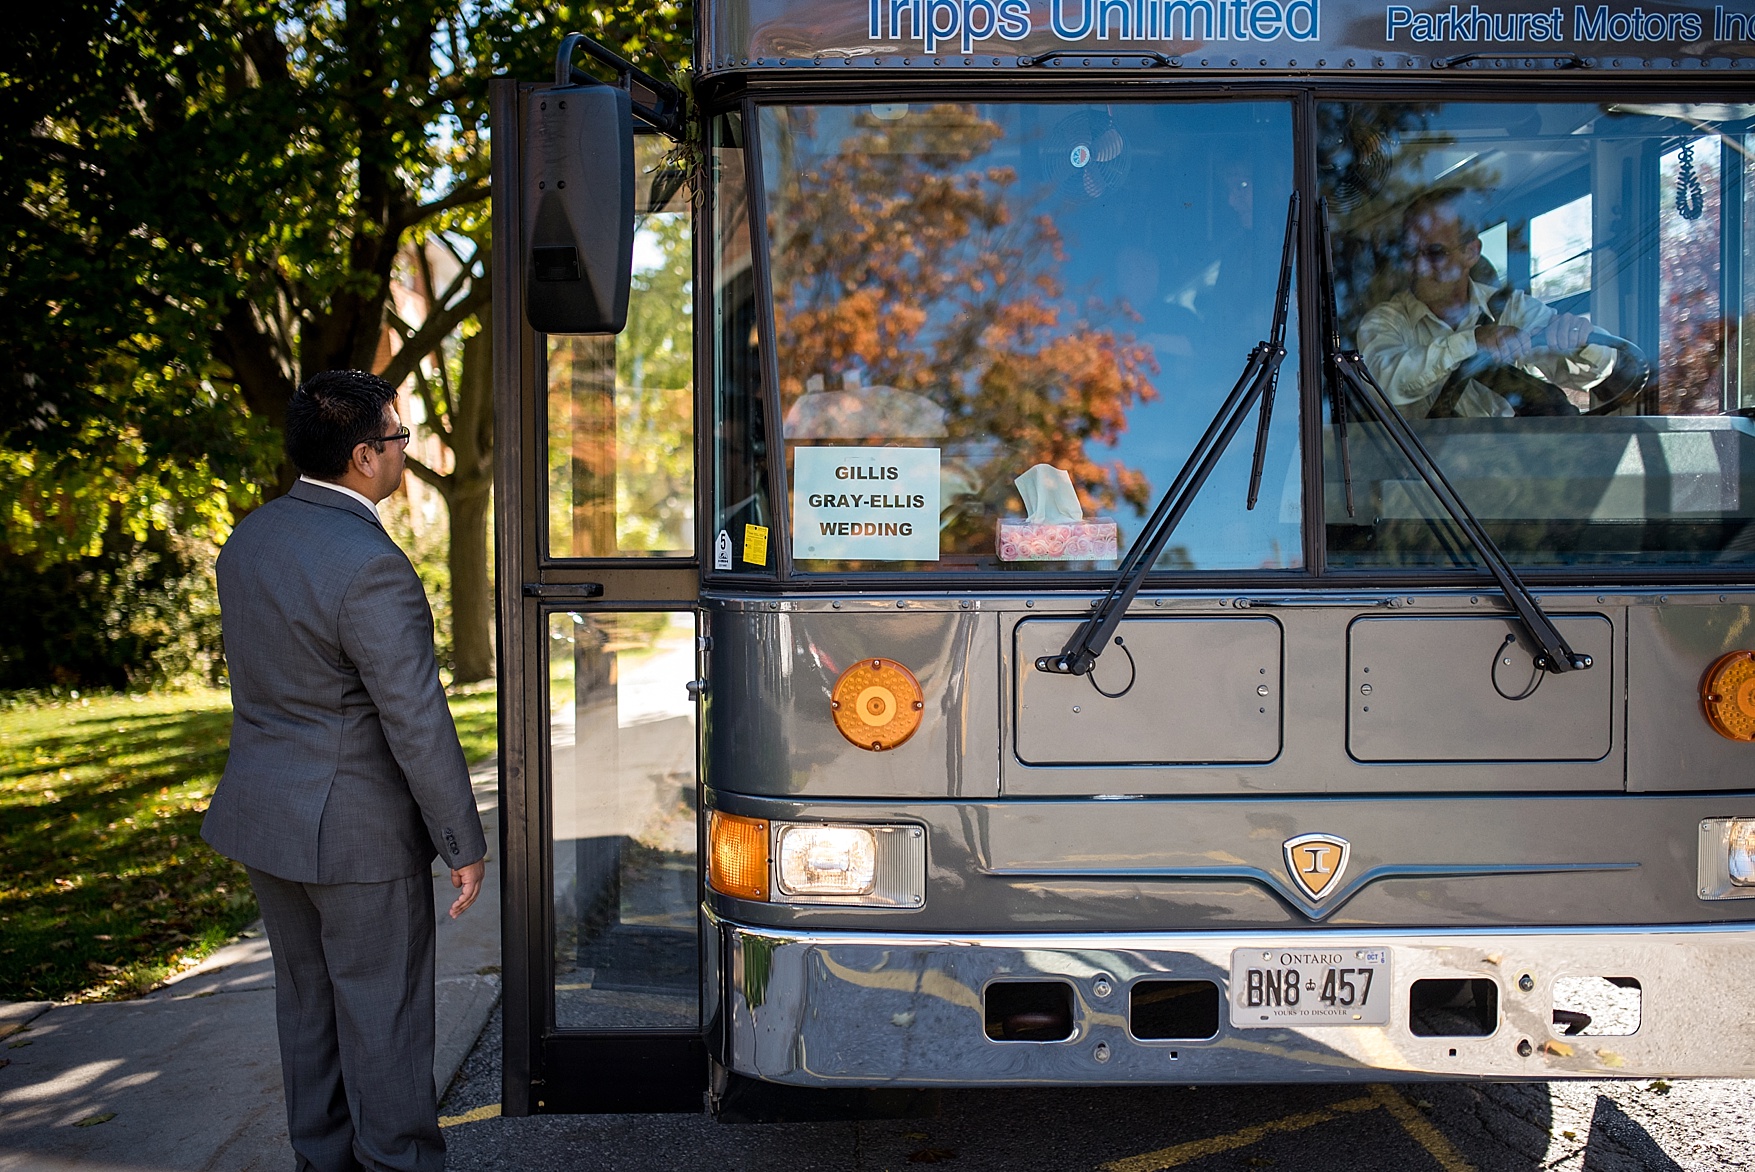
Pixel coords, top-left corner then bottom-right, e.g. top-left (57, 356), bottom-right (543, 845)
top-left (997, 519), bottom-right (1119, 562)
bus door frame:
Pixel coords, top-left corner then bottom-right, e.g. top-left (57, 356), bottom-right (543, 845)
top-left (490, 77), bottom-right (709, 1116)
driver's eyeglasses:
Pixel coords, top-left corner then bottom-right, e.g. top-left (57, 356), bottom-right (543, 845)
top-left (369, 427), bottom-right (412, 447)
top-left (1413, 244), bottom-right (1463, 262)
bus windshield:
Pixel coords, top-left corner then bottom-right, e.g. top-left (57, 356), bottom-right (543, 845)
top-left (1322, 100), bottom-right (1755, 569)
top-left (758, 100), bottom-right (1303, 573)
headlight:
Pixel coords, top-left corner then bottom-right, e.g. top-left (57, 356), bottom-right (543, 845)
top-left (1698, 818), bottom-right (1755, 899)
top-left (777, 826), bottom-right (877, 896)
top-left (1730, 822), bottom-right (1755, 886)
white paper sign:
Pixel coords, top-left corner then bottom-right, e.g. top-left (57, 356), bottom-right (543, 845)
top-left (792, 446), bottom-right (940, 562)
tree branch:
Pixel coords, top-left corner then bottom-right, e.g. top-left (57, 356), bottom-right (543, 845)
top-left (410, 364), bottom-right (454, 448)
top-left (404, 451), bottom-right (453, 499)
top-left (376, 279), bottom-right (490, 389)
top-left (396, 180), bottom-right (489, 233)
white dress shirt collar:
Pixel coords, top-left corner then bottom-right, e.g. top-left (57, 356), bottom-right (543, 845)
top-left (298, 475), bottom-right (383, 523)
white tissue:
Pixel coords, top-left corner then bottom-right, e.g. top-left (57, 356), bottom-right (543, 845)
top-left (1014, 463), bottom-right (1083, 524)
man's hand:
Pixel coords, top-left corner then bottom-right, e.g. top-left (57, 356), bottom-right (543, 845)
top-left (449, 859), bottom-right (485, 919)
top-left (1544, 312), bottom-right (1593, 353)
top-left (1475, 323), bottom-right (1533, 363)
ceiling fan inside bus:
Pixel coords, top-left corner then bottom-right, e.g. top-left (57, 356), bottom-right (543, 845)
top-left (1042, 108), bottom-right (1129, 199)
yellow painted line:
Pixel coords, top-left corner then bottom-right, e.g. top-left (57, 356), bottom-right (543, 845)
top-left (1099, 1094), bottom-right (1379, 1172)
top-left (439, 1103), bottom-right (501, 1128)
top-left (1369, 1085), bottom-right (1476, 1172)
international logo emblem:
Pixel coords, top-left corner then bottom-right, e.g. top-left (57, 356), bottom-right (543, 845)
top-left (1283, 833), bottom-right (1350, 900)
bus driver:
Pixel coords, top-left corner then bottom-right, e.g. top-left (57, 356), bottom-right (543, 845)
top-left (1357, 189), bottom-right (1616, 418)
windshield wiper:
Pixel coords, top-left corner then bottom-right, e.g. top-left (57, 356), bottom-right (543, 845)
top-left (1037, 193), bottom-right (1300, 678)
top-left (1315, 198), bottom-right (1592, 674)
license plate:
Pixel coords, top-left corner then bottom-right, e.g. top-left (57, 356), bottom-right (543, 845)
top-left (1229, 947), bottom-right (1392, 1027)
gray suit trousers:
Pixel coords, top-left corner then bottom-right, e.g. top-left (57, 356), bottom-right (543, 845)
top-left (248, 867), bottom-right (443, 1172)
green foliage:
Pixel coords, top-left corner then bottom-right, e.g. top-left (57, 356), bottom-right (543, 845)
top-left (0, 687), bottom-right (499, 1002)
top-left (0, 1), bottom-right (695, 689)
top-left (0, 527), bottom-right (224, 692)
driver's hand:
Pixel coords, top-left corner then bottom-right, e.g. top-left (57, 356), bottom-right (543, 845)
top-left (1475, 323), bottom-right (1532, 364)
top-left (1544, 312), bottom-right (1593, 353)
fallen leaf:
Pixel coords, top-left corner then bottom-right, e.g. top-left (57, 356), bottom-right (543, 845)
top-left (1648, 1079), bottom-right (1671, 1095)
top-left (1561, 1130), bottom-right (1577, 1140)
top-left (1416, 1099), bottom-right (1434, 1110)
top-left (8, 1040), bottom-right (32, 1049)
top-left (73, 1114), bottom-right (115, 1127)
top-left (902, 1132), bottom-right (930, 1141)
top-left (907, 1148), bottom-right (959, 1164)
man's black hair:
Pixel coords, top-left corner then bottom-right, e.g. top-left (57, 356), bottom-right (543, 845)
top-left (284, 370), bottom-right (397, 479)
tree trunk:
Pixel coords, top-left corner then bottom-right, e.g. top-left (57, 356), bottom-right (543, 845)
top-left (447, 479), bottom-right (493, 683)
top-left (444, 312), bottom-right (495, 684)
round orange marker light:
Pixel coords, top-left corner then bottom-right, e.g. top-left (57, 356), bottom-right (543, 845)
top-left (830, 658), bottom-right (925, 751)
top-left (1701, 650), bottom-right (1755, 742)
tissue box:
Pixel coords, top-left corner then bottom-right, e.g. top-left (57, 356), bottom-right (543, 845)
top-left (997, 518), bottom-right (1119, 562)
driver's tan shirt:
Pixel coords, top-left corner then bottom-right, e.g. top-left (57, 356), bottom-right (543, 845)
top-left (1358, 281), bottom-right (1614, 418)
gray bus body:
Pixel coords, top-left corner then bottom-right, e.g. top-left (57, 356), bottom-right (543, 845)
top-left (493, 0), bottom-right (1755, 1112)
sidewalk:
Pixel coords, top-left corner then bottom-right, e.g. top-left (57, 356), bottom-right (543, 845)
top-left (0, 764), bottom-right (502, 1172)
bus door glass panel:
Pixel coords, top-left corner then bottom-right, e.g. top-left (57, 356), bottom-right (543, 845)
top-left (757, 101), bottom-right (1302, 574)
top-left (548, 610), bottom-right (699, 1030)
top-left (547, 134), bottom-right (695, 559)
top-left (1318, 100), bottom-right (1755, 568)
top-left (710, 112), bottom-right (774, 574)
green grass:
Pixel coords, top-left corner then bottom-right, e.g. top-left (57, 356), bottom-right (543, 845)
top-left (0, 687), bottom-right (497, 1003)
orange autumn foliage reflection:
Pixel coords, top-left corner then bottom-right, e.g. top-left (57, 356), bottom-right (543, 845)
top-left (767, 105), bottom-right (1157, 555)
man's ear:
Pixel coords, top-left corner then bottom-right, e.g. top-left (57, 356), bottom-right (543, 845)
top-left (1463, 237), bottom-right (1483, 265)
top-left (350, 441), bottom-right (376, 478)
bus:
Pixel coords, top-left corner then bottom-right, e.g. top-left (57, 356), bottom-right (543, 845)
top-left (488, 0), bottom-right (1755, 1115)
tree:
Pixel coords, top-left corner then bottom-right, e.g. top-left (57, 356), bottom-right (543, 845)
top-left (768, 105), bottom-right (1158, 558)
top-left (1, 1), bottom-right (693, 687)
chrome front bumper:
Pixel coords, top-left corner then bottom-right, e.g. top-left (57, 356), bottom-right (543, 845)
top-left (717, 919), bottom-right (1755, 1084)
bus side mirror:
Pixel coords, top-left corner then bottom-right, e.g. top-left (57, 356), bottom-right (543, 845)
top-left (522, 81), bottom-right (634, 335)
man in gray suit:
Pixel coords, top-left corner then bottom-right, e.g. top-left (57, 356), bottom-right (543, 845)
top-left (203, 369), bottom-right (487, 1172)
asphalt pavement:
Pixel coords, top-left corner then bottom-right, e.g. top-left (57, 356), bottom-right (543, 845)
top-left (0, 764), bottom-right (501, 1172)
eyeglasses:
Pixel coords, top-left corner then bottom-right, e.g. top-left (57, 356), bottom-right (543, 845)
top-left (1413, 243), bottom-right (1465, 263)
top-left (368, 427), bottom-right (412, 447)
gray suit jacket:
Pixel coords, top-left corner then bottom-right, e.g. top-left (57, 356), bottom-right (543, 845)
top-left (203, 480), bottom-right (486, 884)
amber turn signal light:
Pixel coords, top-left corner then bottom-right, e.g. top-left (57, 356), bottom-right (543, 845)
top-left (1701, 650), bottom-right (1755, 742)
top-left (708, 810), bottom-right (769, 901)
top-left (830, 657), bottom-right (925, 751)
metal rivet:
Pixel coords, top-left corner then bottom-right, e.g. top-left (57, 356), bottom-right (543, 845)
top-left (1359, 684), bottom-right (1371, 695)
top-left (960, 599), bottom-right (970, 608)
top-left (1072, 705), bottom-right (1081, 713)
top-left (1093, 977), bottom-right (1113, 998)
top-left (1258, 685), bottom-right (1270, 696)
top-left (1517, 1038), bottom-right (1533, 1057)
top-left (832, 600), bottom-right (841, 608)
top-left (1093, 1041), bottom-right (1111, 1063)
top-left (1470, 596), bottom-right (1479, 604)
top-left (897, 599), bottom-right (907, 608)
top-left (1660, 595), bottom-right (1669, 604)
top-left (1518, 974), bottom-right (1534, 992)
top-left (1598, 596), bottom-right (1606, 604)
top-left (1026, 600), bottom-right (1034, 607)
